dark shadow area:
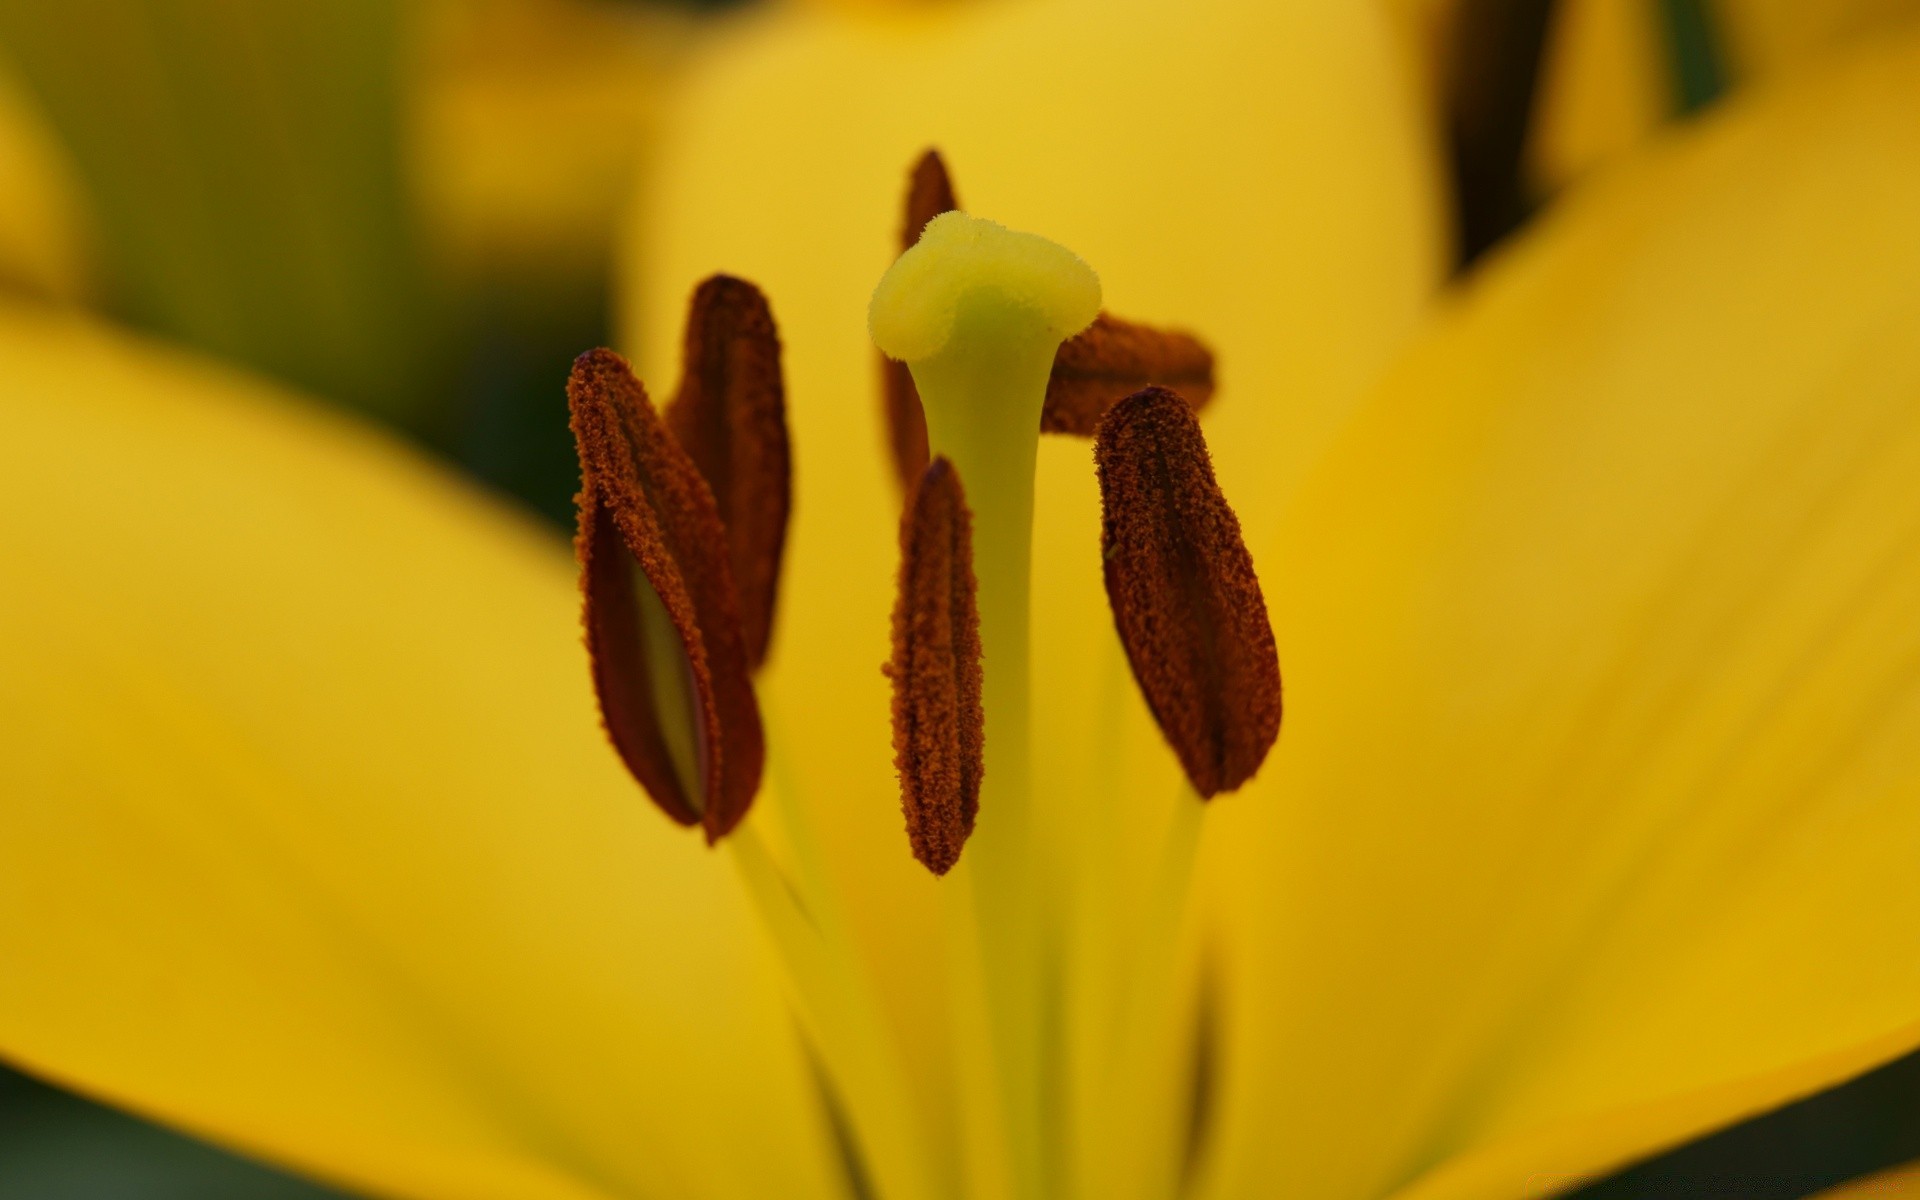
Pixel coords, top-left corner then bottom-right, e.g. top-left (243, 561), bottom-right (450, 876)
top-left (442, 276), bottom-right (604, 530)
top-left (6, 1046), bottom-right (1919, 1198)
top-left (1564, 1049), bottom-right (1920, 1199)
top-left (1445, 0), bottom-right (1559, 268)
top-left (0, 1062), bottom-right (356, 1199)
top-left (1448, 0), bottom-right (1731, 272)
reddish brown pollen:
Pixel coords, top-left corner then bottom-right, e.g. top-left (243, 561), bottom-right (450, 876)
top-left (570, 348), bottom-right (765, 841)
top-left (1046, 312), bottom-right (1215, 435)
top-left (884, 457), bottom-right (984, 875)
top-left (665, 275), bottom-right (792, 669)
top-left (1095, 387), bottom-right (1280, 797)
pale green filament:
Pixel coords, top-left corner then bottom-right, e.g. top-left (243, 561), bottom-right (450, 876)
top-left (634, 565), bottom-right (704, 814)
top-left (872, 211), bottom-right (1100, 1200)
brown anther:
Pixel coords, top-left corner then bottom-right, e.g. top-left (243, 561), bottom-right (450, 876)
top-left (1046, 313), bottom-right (1216, 436)
top-left (570, 348), bottom-right (765, 841)
top-left (880, 149), bottom-right (958, 491)
top-left (884, 457), bottom-right (984, 875)
top-left (665, 274), bottom-right (792, 669)
top-left (1095, 387), bottom-right (1280, 798)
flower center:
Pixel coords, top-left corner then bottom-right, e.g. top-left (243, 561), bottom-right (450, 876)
top-left (872, 210), bottom-right (1100, 882)
top-left (565, 150), bottom-right (1283, 1200)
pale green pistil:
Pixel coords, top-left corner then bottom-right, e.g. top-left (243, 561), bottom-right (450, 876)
top-left (870, 210), bottom-right (1101, 363)
top-left (867, 210), bottom-right (1101, 871)
top-left (871, 210), bottom-right (1101, 1199)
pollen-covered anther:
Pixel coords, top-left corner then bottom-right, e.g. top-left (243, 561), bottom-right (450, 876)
top-left (880, 149), bottom-right (958, 490)
top-left (1095, 386), bottom-right (1281, 797)
top-left (884, 457), bottom-right (984, 875)
top-left (1045, 312), bottom-right (1216, 436)
top-left (665, 274), bottom-right (792, 669)
top-left (569, 347), bottom-right (765, 841)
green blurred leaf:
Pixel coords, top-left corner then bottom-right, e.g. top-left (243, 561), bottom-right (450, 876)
top-left (0, 0), bottom-right (441, 426)
top-left (1661, 0), bottom-right (1730, 112)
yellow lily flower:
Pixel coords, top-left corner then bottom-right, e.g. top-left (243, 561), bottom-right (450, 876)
top-left (3, 7), bottom-right (1920, 1200)
top-left (626, 5), bottom-right (1920, 1197)
top-left (628, 2), bottom-right (1439, 1188)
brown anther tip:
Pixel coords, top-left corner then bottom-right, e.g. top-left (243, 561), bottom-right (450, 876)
top-left (569, 347), bottom-right (765, 841)
top-left (904, 149), bottom-right (959, 247)
top-left (885, 456), bottom-right (984, 875)
top-left (665, 274), bottom-right (792, 670)
top-left (881, 149), bottom-right (960, 493)
top-left (1045, 312), bottom-right (1216, 437)
top-left (1095, 387), bottom-right (1280, 798)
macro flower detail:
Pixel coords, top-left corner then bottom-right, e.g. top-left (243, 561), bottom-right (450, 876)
top-left (1043, 312), bottom-right (1215, 436)
top-left (884, 456), bottom-right (984, 875)
top-left (1095, 385), bottom-right (1280, 798)
top-left (879, 150), bottom-right (959, 490)
top-left (577, 192), bottom-right (1245, 869)
top-left (569, 344), bottom-right (765, 839)
top-left (880, 149), bottom-right (1220, 485)
top-left (867, 200), bottom-right (1263, 873)
top-left (665, 274), bottom-right (793, 669)
top-left (10, 2), bottom-right (1920, 1198)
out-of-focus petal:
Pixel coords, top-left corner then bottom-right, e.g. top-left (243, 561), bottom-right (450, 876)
top-left (0, 3), bottom-right (444, 423)
top-left (1208, 28), bottom-right (1920, 1200)
top-left (1815, 1161), bottom-right (1920, 1200)
top-left (1531, 0), bottom-right (1920, 194)
top-left (411, 0), bottom-right (691, 288)
top-left (1715, 0), bottom-right (1920, 76)
top-left (0, 65), bottom-right (89, 302)
top-left (0, 303), bottom-right (836, 1200)
top-left (1529, 0), bottom-right (1670, 193)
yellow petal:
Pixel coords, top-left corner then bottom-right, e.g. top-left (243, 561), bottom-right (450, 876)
top-left (1377, 0), bottom-right (1451, 97)
top-left (627, 0), bottom-right (1443, 1155)
top-left (411, 0), bottom-right (689, 289)
top-left (1817, 1161), bottom-right (1920, 1200)
top-left (1531, 0), bottom-right (1920, 194)
top-left (0, 302), bottom-right (837, 1200)
top-left (1529, 0), bottom-right (1672, 193)
top-left (0, 63), bottom-right (89, 302)
top-left (1714, 0), bottom-right (1920, 77)
top-left (1208, 27), bottom-right (1920, 1200)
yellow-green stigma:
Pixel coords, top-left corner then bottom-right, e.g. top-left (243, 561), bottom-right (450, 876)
top-left (871, 210), bottom-right (1101, 365)
top-left (869, 210), bottom-right (1101, 882)
top-left (869, 212), bottom-right (1101, 871)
